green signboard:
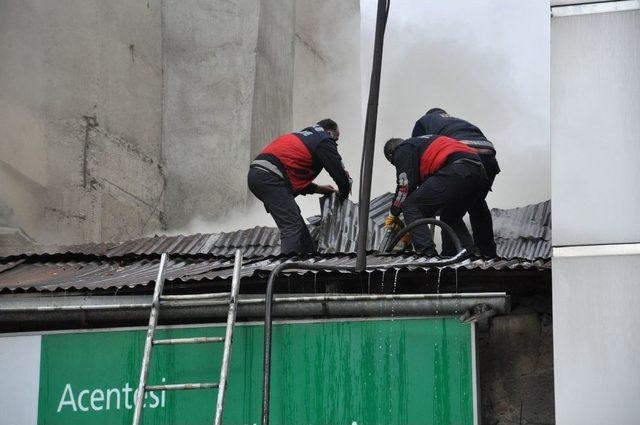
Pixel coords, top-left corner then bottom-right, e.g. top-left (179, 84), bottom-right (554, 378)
top-left (33, 317), bottom-right (475, 425)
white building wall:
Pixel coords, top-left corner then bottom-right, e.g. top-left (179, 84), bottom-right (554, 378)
top-left (551, 5), bottom-right (640, 424)
top-left (551, 9), bottom-right (640, 246)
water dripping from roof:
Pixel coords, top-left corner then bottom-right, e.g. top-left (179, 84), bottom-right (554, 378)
top-left (393, 268), bottom-right (399, 294)
top-left (435, 267), bottom-right (444, 316)
top-left (391, 268), bottom-right (400, 320)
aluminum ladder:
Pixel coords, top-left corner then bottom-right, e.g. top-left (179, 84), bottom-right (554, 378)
top-left (132, 249), bottom-right (243, 425)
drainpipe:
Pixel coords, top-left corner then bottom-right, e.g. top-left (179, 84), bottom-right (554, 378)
top-left (356, 0), bottom-right (390, 272)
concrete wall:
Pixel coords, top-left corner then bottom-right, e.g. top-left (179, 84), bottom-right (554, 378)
top-left (162, 0), bottom-right (295, 230)
top-left (479, 307), bottom-right (555, 424)
top-left (292, 0), bottom-right (361, 141)
top-left (292, 0), bottom-right (361, 218)
top-left (161, 0), bottom-right (258, 230)
top-left (250, 2), bottom-right (296, 160)
top-left (0, 0), bottom-right (358, 240)
top-left (0, 0), bottom-right (163, 244)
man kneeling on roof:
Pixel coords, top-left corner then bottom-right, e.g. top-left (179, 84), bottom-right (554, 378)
top-left (383, 134), bottom-right (489, 257)
top-left (248, 119), bottom-right (352, 255)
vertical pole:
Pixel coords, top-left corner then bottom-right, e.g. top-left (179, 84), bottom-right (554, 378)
top-left (214, 249), bottom-right (243, 425)
top-left (132, 253), bottom-right (168, 425)
top-left (356, 0), bottom-right (390, 271)
top-left (261, 262), bottom-right (282, 425)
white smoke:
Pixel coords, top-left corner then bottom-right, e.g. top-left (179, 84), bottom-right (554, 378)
top-left (158, 206), bottom-right (277, 237)
top-left (168, 0), bottom-right (551, 235)
top-left (360, 0), bottom-right (551, 209)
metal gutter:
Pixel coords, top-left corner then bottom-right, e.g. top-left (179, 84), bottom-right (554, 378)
top-left (0, 292), bottom-right (509, 328)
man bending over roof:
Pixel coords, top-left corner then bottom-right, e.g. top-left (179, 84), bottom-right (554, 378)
top-left (383, 134), bottom-right (489, 257)
top-left (248, 119), bottom-right (352, 255)
top-left (412, 108), bottom-right (499, 257)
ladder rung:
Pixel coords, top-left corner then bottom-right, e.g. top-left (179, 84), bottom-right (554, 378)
top-left (160, 293), bottom-right (230, 301)
top-left (145, 382), bottom-right (219, 391)
top-left (153, 336), bottom-right (224, 345)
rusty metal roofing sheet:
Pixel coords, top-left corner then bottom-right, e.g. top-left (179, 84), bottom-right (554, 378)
top-left (0, 254), bottom-right (550, 292)
top-left (0, 257), bottom-right (233, 292)
top-left (105, 227), bottom-right (282, 258)
top-left (0, 227), bottom-right (282, 259)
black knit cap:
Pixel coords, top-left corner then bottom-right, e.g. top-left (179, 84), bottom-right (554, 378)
top-left (384, 138), bottom-right (404, 163)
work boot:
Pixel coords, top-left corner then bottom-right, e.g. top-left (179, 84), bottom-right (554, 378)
top-left (479, 250), bottom-right (497, 259)
top-left (476, 246), bottom-right (497, 259)
top-left (415, 248), bottom-right (438, 258)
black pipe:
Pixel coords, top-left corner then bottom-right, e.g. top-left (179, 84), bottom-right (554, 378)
top-left (355, 0), bottom-right (390, 272)
top-left (384, 218), bottom-right (464, 254)
top-left (261, 218), bottom-right (467, 425)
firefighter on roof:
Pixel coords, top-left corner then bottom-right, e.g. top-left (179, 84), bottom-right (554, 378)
top-left (412, 108), bottom-right (499, 257)
top-left (248, 119), bottom-right (352, 255)
top-left (384, 135), bottom-right (489, 257)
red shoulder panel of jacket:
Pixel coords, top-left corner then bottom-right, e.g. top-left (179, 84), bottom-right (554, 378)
top-left (419, 135), bottom-right (476, 180)
top-left (262, 133), bottom-right (314, 192)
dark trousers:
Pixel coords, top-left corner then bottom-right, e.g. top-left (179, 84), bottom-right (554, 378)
top-left (247, 167), bottom-right (315, 255)
top-left (403, 159), bottom-right (488, 255)
top-left (468, 154), bottom-right (499, 257)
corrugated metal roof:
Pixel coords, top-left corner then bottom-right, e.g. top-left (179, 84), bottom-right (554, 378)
top-left (316, 194), bottom-right (551, 260)
top-left (493, 200), bottom-right (551, 260)
top-left (0, 227), bottom-right (282, 259)
top-left (315, 194), bottom-right (388, 253)
top-left (0, 194), bottom-right (551, 261)
top-left (0, 194), bottom-right (397, 259)
top-left (106, 227), bottom-right (282, 258)
top-left (0, 194), bottom-right (551, 293)
top-left (0, 254), bottom-right (550, 292)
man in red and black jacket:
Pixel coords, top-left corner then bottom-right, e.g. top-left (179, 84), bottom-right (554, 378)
top-left (412, 108), bottom-right (499, 257)
top-left (383, 135), bottom-right (489, 257)
top-left (248, 119), bottom-right (352, 255)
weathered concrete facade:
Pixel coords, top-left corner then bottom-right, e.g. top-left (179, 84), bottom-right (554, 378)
top-left (161, 0), bottom-right (292, 229)
top-left (293, 0), bottom-right (361, 139)
top-left (0, 0), bottom-right (163, 244)
top-left (0, 0), bottom-right (361, 244)
top-left (0, 0), bottom-right (360, 242)
top-left (479, 307), bottom-right (555, 424)
top-left (292, 0), bottom-right (361, 218)
top-left (161, 0), bottom-right (359, 229)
